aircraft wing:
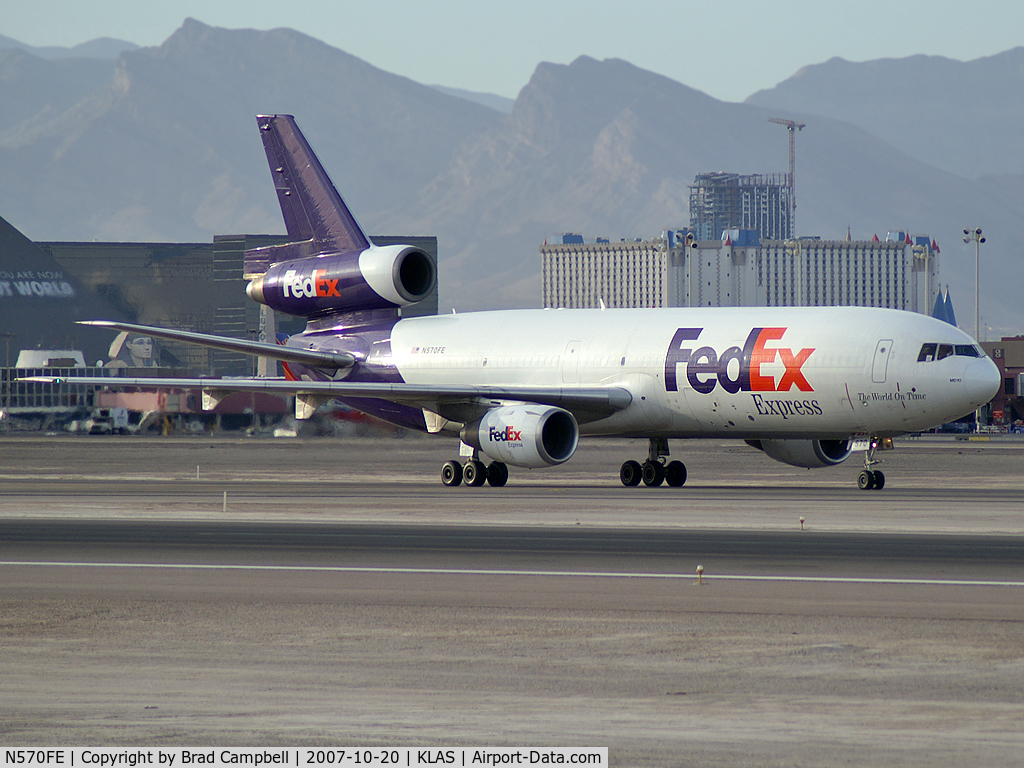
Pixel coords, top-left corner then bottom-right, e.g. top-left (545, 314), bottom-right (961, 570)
top-left (78, 320), bottom-right (355, 369)
top-left (19, 375), bottom-right (633, 423)
top-left (51, 321), bottom-right (631, 423)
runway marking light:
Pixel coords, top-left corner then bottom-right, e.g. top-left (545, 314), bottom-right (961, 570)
top-left (696, 564), bottom-right (704, 585)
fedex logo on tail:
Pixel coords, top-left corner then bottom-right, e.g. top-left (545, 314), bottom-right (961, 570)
top-left (281, 268), bottom-right (342, 299)
top-left (665, 327), bottom-right (814, 394)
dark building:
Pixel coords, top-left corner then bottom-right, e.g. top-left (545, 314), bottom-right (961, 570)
top-left (33, 236), bottom-right (282, 374)
top-left (0, 214), bottom-right (128, 366)
top-left (29, 234), bottom-right (437, 376)
top-left (980, 337), bottom-right (1024, 427)
top-left (2, 213), bottom-right (437, 424)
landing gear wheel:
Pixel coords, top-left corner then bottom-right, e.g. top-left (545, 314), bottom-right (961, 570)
top-left (857, 470), bottom-right (876, 490)
top-left (463, 459), bottom-right (487, 487)
top-left (486, 461), bottom-right (509, 487)
top-left (642, 460), bottom-right (665, 487)
top-left (871, 470), bottom-right (885, 490)
top-left (664, 460), bottom-right (687, 487)
top-left (620, 460), bottom-right (642, 487)
top-left (441, 460), bottom-right (463, 487)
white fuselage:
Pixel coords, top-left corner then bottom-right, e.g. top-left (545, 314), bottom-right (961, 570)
top-left (386, 306), bottom-right (999, 439)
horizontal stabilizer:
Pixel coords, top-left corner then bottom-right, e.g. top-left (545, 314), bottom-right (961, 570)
top-left (78, 320), bottom-right (355, 369)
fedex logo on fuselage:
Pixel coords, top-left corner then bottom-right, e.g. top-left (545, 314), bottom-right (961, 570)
top-left (281, 268), bottom-right (341, 299)
top-left (489, 425), bottom-right (523, 443)
top-left (665, 327), bottom-right (814, 394)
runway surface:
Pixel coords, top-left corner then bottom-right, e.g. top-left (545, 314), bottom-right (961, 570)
top-left (1, 435), bottom-right (1023, 766)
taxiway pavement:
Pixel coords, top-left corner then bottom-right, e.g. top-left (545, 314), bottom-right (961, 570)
top-left (1, 435), bottom-right (1022, 766)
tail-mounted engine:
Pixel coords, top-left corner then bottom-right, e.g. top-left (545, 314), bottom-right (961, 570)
top-left (245, 244), bottom-right (435, 319)
top-left (746, 438), bottom-right (853, 469)
top-left (462, 405), bottom-right (579, 469)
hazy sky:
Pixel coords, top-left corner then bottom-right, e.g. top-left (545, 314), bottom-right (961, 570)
top-left (5, 1), bottom-right (1023, 102)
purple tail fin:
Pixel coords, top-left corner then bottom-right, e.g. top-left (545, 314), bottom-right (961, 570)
top-left (256, 114), bottom-right (370, 253)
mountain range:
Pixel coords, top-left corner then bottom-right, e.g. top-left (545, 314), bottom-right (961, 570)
top-left (1, 19), bottom-right (1021, 334)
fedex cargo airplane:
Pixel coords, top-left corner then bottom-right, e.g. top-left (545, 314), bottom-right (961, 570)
top-left (31, 115), bottom-right (1000, 490)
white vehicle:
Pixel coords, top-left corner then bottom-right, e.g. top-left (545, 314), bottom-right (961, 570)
top-left (68, 407), bottom-right (129, 434)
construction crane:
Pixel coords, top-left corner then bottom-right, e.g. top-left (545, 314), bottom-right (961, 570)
top-left (768, 117), bottom-right (806, 234)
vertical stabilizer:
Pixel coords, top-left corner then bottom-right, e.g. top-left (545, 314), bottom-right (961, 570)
top-left (256, 114), bottom-right (370, 253)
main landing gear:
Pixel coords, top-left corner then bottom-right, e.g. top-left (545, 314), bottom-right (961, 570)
top-left (856, 436), bottom-right (889, 491)
top-left (440, 457), bottom-right (509, 487)
top-left (620, 438), bottom-right (687, 487)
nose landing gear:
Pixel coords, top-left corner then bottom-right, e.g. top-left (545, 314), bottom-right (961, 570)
top-left (856, 436), bottom-right (891, 490)
top-left (857, 468), bottom-right (885, 490)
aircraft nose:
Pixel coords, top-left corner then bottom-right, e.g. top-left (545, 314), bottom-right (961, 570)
top-left (964, 358), bottom-right (1001, 408)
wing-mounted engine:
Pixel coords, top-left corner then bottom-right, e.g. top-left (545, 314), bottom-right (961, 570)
top-left (245, 245), bottom-right (435, 318)
top-left (462, 405), bottom-right (579, 468)
top-left (746, 438), bottom-right (853, 469)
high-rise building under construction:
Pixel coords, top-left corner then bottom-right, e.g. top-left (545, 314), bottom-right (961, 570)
top-left (689, 172), bottom-right (793, 241)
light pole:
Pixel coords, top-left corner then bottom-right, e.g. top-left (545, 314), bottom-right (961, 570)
top-left (963, 227), bottom-right (985, 342)
top-left (963, 227), bottom-right (986, 432)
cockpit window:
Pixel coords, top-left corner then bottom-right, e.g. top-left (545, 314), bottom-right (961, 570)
top-left (919, 342), bottom-right (985, 362)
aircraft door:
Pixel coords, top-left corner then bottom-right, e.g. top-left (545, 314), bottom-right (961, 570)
top-left (562, 340), bottom-right (581, 384)
top-left (872, 339), bottom-right (893, 384)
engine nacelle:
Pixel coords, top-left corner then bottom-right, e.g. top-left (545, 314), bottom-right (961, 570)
top-left (245, 244), bottom-right (435, 318)
top-left (747, 438), bottom-right (853, 469)
top-left (461, 406), bottom-right (579, 469)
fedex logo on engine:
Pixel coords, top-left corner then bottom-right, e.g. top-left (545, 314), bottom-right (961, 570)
top-left (665, 327), bottom-right (814, 394)
top-left (489, 425), bottom-right (523, 443)
top-left (281, 268), bottom-right (342, 299)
